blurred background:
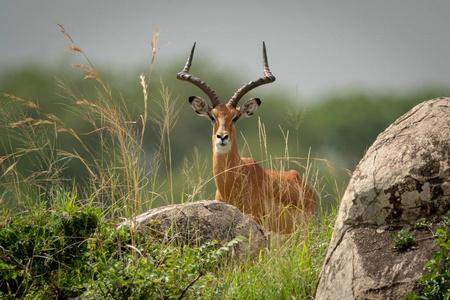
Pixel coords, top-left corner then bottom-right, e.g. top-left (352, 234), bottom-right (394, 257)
top-left (1, 1), bottom-right (450, 207)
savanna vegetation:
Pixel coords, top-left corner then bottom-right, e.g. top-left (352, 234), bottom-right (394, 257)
top-left (1, 26), bottom-right (449, 299)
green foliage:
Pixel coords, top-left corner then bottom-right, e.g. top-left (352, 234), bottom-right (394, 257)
top-left (405, 213), bottom-right (450, 300)
top-left (0, 196), bottom-right (101, 298)
top-left (418, 229), bottom-right (450, 300)
top-left (0, 196), bottom-right (234, 299)
top-left (0, 189), bottom-right (334, 299)
top-left (391, 229), bottom-right (417, 252)
top-left (215, 209), bottom-right (336, 299)
top-left (415, 218), bottom-right (430, 229)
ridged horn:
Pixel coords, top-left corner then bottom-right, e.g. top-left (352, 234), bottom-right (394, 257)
top-left (228, 42), bottom-right (276, 108)
top-left (176, 43), bottom-right (221, 108)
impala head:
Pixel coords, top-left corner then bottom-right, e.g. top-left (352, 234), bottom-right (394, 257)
top-left (177, 42), bottom-right (276, 155)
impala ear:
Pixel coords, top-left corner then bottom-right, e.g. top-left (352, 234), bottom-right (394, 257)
top-left (189, 96), bottom-right (213, 118)
top-left (238, 98), bottom-right (261, 119)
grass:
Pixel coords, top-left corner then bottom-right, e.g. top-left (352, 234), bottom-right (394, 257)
top-left (0, 193), bottom-right (336, 299)
top-left (215, 207), bottom-right (336, 299)
top-left (0, 24), bottom-right (343, 299)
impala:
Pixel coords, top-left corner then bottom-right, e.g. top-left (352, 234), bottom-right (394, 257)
top-left (177, 43), bottom-right (315, 233)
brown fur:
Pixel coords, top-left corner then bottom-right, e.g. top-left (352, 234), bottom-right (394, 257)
top-left (210, 104), bottom-right (315, 234)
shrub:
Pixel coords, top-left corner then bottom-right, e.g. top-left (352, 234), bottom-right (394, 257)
top-left (405, 213), bottom-right (450, 300)
top-left (0, 200), bottom-right (234, 299)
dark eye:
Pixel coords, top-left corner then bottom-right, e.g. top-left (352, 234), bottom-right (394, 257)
top-left (232, 115), bottom-right (240, 123)
top-left (209, 115), bottom-right (216, 123)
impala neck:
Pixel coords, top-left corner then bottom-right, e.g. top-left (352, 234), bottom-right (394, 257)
top-left (212, 133), bottom-right (242, 177)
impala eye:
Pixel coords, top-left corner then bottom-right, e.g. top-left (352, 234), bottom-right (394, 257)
top-left (232, 115), bottom-right (240, 123)
top-left (209, 115), bottom-right (216, 123)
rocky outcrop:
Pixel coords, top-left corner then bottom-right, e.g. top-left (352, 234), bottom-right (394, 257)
top-left (316, 98), bottom-right (450, 299)
top-left (122, 200), bottom-right (270, 261)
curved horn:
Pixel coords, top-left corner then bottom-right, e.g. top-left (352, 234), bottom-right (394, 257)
top-left (228, 42), bottom-right (276, 108)
top-left (177, 43), bottom-right (221, 108)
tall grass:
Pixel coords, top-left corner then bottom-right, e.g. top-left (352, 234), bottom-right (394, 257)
top-left (0, 24), bottom-right (346, 299)
top-left (1, 25), bottom-right (168, 219)
top-left (215, 208), bottom-right (337, 299)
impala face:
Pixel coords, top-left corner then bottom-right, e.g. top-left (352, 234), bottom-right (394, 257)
top-left (189, 96), bottom-right (261, 155)
top-left (177, 42), bottom-right (274, 152)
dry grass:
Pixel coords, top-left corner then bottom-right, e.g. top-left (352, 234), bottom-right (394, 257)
top-left (1, 25), bottom-right (164, 224)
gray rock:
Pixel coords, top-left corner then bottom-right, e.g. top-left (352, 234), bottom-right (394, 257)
top-left (316, 98), bottom-right (450, 299)
top-left (122, 200), bottom-right (270, 261)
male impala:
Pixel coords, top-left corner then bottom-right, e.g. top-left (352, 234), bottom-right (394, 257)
top-left (177, 43), bottom-right (315, 233)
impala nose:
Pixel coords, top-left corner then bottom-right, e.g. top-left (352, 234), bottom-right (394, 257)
top-left (215, 132), bottom-right (231, 153)
top-left (216, 133), bottom-right (229, 142)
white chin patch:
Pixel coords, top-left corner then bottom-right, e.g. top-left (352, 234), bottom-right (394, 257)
top-left (215, 141), bottom-right (231, 155)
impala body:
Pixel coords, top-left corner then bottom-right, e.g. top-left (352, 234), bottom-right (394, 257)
top-left (177, 43), bottom-right (315, 233)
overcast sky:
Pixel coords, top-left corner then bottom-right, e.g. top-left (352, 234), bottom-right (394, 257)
top-left (1, 1), bottom-right (450, 101)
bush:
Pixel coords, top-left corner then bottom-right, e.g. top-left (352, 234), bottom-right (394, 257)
top-left (405, 213), bottom-right (450, 300)
top-left (0, 199), bottom-right (233, 299)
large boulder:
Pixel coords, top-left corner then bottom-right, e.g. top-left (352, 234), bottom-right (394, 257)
top-left (316, 98), bottom-right (450, 299)
top-left (122, 200), bottom-right (270, 261)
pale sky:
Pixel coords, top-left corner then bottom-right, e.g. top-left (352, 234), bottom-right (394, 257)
top-left (1, 1), bottom-right (450, 101)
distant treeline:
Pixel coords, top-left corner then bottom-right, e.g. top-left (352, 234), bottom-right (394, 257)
top-left (1, 63), bottom-right (448, 203)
